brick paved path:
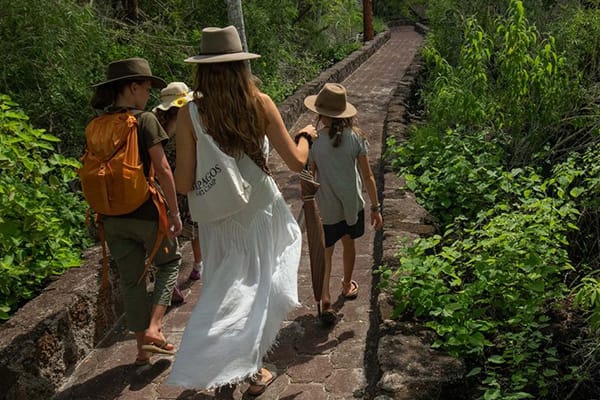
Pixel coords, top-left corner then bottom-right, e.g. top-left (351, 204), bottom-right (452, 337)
top-left (55, 26), bottom-right (423, 400)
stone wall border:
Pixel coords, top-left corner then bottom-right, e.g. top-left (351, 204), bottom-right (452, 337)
top-left (369, 53), bottom-right (467, 399)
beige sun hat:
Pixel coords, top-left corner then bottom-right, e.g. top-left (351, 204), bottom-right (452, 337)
top-left (303, 83), bottom-right (357, 119)
top-left (185, 26), bottom-right (261, 64)
top-left (92, 57), bottom-right (166, 89)
top-left (152, 82), bottom-right (194, 112)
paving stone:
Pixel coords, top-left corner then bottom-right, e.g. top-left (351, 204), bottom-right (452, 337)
top-left (277, 383), bottom-right (329, 399)
top-left (325, 368), bottom-right (366, 396)
top-left (330, 338), bottom-right (366, 369)
top-left (286, 355), bottom-right (332, 383)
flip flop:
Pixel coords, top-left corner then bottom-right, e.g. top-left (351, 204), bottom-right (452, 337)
top-left (141, 339), bottom-right (175, 355)
top-left (133, 357), bottom-right (151, 366)
top-left (341, 279), bottom-right (359, 299)
top-left (246, 367), bottom-right (277, 396)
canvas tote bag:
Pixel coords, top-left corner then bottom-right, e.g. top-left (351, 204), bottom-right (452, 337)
top-left (187, 102), bottom-right (252, 223)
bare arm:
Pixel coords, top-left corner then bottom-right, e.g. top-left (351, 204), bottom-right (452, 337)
top-left (174, 104), bottom-right (196, 194)
top-left (357, 154), bottom-right (383, 230)
top-left (261, 93), bottom-right (316, 172)
top-left (148, 143), bottom-right (182, 236)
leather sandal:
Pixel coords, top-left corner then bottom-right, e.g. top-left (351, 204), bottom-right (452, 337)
top-left (141, 339), bottom-right (175, 355)
top-left (246, 367), bottom-right (277, 396)
top-left (319, 301), bottom-right (337, 325)
top-left (341, 279), bottom-right (359, 299)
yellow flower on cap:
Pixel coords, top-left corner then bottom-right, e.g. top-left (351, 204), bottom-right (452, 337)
top-left (174, 97), bottom-right (187, 107)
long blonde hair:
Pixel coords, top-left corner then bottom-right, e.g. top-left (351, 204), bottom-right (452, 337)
top-left (192, 61), bottom-right (267, 167)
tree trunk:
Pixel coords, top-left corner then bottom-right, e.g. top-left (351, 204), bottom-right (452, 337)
top-left (224, 0), bottom-right (248, 52)
top-left (224, 0), bottom-right (251, 72)
top-left (363, 0), bottom-right (374, 42)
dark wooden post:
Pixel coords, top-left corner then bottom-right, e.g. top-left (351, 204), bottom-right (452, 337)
top-left (363, 0), bottom-right (374, 41)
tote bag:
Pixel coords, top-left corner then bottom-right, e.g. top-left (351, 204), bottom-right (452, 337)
top-left (187, 102), bottom-right (252, 223)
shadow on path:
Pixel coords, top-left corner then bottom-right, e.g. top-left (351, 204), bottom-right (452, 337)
top-left (53, 359), bottom-right (171, 400)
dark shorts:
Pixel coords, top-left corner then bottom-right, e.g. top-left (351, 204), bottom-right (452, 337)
top-left (323, 209), bottom-right (365, 248)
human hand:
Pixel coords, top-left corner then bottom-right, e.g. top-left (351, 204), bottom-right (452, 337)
top-left (300, 124), bottom-right (318, 140)
top-left (294, 125), bottom-right (317, 147)
top-left (168, 214), bottom-right (183, 237)
top-left (370, 210), bottom-right (383, 231)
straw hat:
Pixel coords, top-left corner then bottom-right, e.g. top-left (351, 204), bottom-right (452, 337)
top-left (185, 26), bottom-right (261, 64)
top-left (303, 83), bottom-right (357, 118)
top-left (92, 57), bottom-right (166, 88)
top-left (152, 82), bottom-right (194, 112)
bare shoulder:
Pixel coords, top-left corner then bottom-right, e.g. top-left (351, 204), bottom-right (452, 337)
top-left (176, 103), bottom-right (194, 129)
top-left (179, 102), bottom-right (192, 118)
top-left (257, 92), bottom-right (276, 110)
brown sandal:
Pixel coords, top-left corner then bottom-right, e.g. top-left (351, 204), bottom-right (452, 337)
top-left (246, 367), bottom-right (277, 396)
top-left (342, 279), bottom-right (359, 299)
top-left (319, 301), bottom-right (337, 325)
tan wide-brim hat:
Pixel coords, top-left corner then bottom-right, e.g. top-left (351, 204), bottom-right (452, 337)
top-left (152, 82), bottom-right (194, 112)
top-left (185, 26), bottom-right (261, 64)
top-left (92, 57), bottom-right (166, 88)
top-left (304, 83), bottom-right (357, 119)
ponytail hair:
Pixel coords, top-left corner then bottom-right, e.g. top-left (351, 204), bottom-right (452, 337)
top-left (323, 117), bottom-right (353, 148)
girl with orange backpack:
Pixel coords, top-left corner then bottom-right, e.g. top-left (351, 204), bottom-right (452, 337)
top-left (83, 58), bottom-right (182, 366)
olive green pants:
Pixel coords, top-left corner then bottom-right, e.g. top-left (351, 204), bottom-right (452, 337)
top-left (104, 217), bottom-right (181, 332)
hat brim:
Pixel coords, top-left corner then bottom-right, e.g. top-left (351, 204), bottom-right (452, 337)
top-left (184, 52), bottom-right (261, 64)
top-left (153, 92), bottom-right (195, 112)
top-left (304, 95), bottom-right (357, 118)
top-left (92, 75), bottom-right (167, 89)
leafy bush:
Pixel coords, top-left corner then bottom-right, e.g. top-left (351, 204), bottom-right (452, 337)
top-left (382, 0), bottom-right (600, 398)
top-left (0, 1), bottom-right (109, 155)
top-left (549, 5), bottom-right (600, 81)
top-left (387, 125), bottom-right (505, 226)
top-left (0, 95), bottom-right (89, 320)
top-left (421, 1), bottom-right (577, 167)
top-left (379, 166), bottom-right (580, 398)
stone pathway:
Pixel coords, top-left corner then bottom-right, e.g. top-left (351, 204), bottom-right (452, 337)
top-left (53, 26), bottom-right (423, 400)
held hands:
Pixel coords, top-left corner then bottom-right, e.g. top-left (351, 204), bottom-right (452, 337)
top-left (294, 125), bottom-right (318, 145)
top-left (301, 124), bottom-right (318, 140)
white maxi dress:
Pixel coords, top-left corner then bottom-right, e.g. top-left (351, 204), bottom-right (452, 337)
top-left (168, 127), bottom-right (301, 389)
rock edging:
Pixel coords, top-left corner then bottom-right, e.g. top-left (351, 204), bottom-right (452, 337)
top-left (370, 54), bottom-right (466, 399)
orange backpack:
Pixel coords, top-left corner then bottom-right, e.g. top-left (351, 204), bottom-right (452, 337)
top-left (79, 112), bottom-right (149, 215)
top-left (79, 111), bottom-right (169, 287)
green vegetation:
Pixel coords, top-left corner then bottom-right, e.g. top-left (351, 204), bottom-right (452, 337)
top-left (383, 0), bottom-right (600, 398)
top-left (0, 95), bottom-right (90, 319)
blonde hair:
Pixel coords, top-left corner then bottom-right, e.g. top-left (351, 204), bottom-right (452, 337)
top-left (192, 61), bottom-right (267, 167)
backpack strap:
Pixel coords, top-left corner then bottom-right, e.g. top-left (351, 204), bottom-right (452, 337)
top-left (136, 164), bottom-right (170, 285)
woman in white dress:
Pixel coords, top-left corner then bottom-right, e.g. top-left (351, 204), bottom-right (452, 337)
top-left (168, 26), bottom-right (317, 396)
